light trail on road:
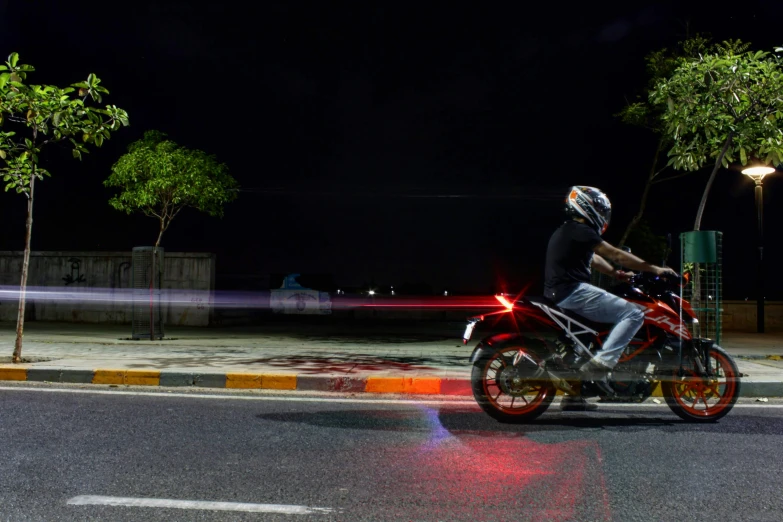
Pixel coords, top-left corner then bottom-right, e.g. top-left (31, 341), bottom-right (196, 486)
top-left (1, 385), bottom-right (781, 408)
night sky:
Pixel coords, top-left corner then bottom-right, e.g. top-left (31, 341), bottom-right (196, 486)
top-left (2, 1), bottom-right (782, 298)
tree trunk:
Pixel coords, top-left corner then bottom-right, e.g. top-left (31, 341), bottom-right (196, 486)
top-left (690, 134), bottom-right (732, 338)
top-left (693, 134), bottom-right (733, 231)
top-left (12, 173), bottom-right (35, 363)
top-left (618, 138), bottom-right (664, 248)
top-left (150, 246), bottom-right (156, 341)
top-left (150, 219), bottom-right (165, 340)
top-left (155, 220), bottom-right (165, 249)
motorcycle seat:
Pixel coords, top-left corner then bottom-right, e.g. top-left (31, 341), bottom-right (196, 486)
top-left (524, 296), bottom-right (614, 332)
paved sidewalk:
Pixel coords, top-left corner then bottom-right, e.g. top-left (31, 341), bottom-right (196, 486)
top-left (1, 321), bottom-right (782, 397)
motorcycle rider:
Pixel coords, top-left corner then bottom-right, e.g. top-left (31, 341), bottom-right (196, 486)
top-left (544, 186), bottom-right (678, 411)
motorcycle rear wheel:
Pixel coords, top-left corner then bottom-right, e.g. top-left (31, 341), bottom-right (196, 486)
top-left (471, 344), bottom-right (556, 423)
top-left (661, 344), bottom-right (740, 423)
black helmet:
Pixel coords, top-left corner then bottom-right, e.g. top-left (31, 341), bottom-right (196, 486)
top-left (564, 186), bottom-right (612, 235)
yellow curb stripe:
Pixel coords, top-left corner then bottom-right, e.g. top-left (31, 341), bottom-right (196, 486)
top-left (93, 369), bottom-right (161, 386)
top-left (93, 370), bottom-right (125, 385)
top-left (404, 377), bottom-right (441, 394)
top-left (365, 377), bottom-right (442, 394)
top-left (0, 366), bottom-right (28, 381)
top-left (261, 374), bottom-right (296, 390)
top-left (125, 370), bottom-right (161, 386)
top-left (225, 373), bottom-right (263, 389)
top-left (365, 377), bottom-right (403, 393)
top-left (225, 373), bottom-right (297, 389)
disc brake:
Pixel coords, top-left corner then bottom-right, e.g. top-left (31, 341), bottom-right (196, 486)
top-left (497, 365), bottom-right (541, 397)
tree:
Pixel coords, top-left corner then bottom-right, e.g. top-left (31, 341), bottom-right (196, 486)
top-left (0, 53), bottom-right (129, 363)
top-left (104, 130), bottom-right (239, 247)
top-left (650, 44), bottom-right (783, 230)
top-left (615, 35), bottom-right (733, 245)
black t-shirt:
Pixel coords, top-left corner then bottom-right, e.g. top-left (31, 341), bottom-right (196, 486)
top-left (543, 220), bottom-right (603, 303)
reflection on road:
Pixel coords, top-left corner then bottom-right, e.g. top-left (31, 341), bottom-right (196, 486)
top-left (260, 404), bottom-right (612, 521)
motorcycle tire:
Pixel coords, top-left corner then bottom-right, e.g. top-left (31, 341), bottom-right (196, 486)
top-left (471, 344), bottom-right (556, 423)
top-left (661, 344), bottom-right (740, 423)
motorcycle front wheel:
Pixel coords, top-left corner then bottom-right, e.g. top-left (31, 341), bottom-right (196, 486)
top-left (471, 344), bottom-right (556, 423)
top-left (661, 344), bottom-right (740, 423)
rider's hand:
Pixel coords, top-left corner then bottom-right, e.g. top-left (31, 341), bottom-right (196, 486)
top-left (614, 270), bottom-right (634, 282)
top-left (653, 266), bottom-right (678, 278)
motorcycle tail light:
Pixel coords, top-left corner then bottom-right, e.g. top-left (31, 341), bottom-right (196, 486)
top-left (495, 294), bottom-right (514, 311)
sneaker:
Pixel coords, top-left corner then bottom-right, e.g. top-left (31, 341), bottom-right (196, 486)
top-left (579, 359), bottom-right (616, 397)
top-left (560, 395), bottom-right (598, 411)
top-left (579, 357), bottom-right (613, 375)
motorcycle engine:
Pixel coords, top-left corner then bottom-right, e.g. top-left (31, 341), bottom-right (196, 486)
top-left (555, 334), bottom-right (659, 402)
top-left (597, 358), bottom-right (655, 403)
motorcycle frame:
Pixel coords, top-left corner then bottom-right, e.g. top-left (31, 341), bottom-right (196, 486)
top-left (526, 299), bottom-right (678, 368)
top-left (467, 278), bottom-right (707, 375)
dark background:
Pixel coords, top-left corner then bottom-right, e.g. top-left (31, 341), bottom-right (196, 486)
top-left (1, 1), bottom-right (782, 298)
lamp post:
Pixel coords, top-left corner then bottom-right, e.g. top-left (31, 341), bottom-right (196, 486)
top-left (741, 164), bottom-right (775, 333)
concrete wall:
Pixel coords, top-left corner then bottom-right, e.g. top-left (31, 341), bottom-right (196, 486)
top-left (722, 300), bottom-right (783, 332)
top-left (0, 251), bottom-right (215, 326)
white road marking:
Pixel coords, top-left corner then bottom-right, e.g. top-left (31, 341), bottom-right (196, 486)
top-left (0, 385), bottom-right (477, 406)
top-left (67, 495), bottom-right (335, 514)
top-left (0, 385), bottom-right (781, 408)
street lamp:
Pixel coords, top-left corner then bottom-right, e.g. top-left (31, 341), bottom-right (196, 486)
top-left (742, 163), bottom-right (775, 333)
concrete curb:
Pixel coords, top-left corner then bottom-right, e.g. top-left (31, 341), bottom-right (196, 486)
top-left (0, 366), bottom-right (781, 397)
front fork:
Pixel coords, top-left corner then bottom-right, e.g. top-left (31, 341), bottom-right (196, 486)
top-left (674, 338), bottom-right (712, 378)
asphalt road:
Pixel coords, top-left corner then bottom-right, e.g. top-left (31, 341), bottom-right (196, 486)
top-left (1, 383), bottom-right (781, 521)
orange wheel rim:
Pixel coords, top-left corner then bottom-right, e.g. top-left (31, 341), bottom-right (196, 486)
top-left (482, 347), bottom-right (549, 415)
top-left (672, 351), bottom-right (737, 417)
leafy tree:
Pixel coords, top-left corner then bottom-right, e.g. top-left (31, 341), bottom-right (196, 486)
top-left (650, 44), bottom-right (783, 230)
top-left (105, 130), bottom-right (239, 247)
top-left (615, 35), bottom-right (736, 245)
top-left (0, 53), bottom-right (129, 363)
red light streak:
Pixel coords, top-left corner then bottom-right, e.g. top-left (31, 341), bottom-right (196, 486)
top-left (353, 295), bottom-right (512, 310)
top-left (360, 303), bottom-right (497, 308)
top-left (494, 294), bottom-right (514, 311)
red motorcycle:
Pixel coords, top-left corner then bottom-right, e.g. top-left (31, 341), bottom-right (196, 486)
top-left (463, 272), bottom-right (740, 423)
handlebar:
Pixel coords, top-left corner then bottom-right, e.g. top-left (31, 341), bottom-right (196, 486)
top-left (628, 271), bottom-right (686, 288)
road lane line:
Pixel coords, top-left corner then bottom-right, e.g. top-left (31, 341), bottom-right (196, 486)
top-left (67, 495), bottom-right (335, 514)
top-left (1, 386), bottom-right (781, 408)
top-left (0, 385), bottom-right (476, 405)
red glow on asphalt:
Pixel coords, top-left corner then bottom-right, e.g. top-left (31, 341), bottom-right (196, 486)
top-left (397, 409), bottom-right (612, 521)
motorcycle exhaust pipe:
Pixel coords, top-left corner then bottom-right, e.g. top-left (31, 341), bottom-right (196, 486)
top-left (546, 370), bottom-right (579, 396)
top-left (511, 350), bottom-right (578, 395)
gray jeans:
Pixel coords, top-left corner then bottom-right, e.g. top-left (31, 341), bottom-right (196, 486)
top-left (556, 283), bottom-right (645, 369)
